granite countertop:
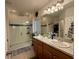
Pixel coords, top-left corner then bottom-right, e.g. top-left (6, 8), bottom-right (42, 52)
top-left (33, 36), bottom-right (73, 57)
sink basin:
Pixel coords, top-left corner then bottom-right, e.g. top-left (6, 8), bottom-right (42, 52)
top-left (59, 42), bottom-right (71, 48)
top-left (45, 38), bottom-right (71, 48)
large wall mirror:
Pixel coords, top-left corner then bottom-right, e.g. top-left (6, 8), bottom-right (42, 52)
top-left (41, 1), bottom-right (74, 42)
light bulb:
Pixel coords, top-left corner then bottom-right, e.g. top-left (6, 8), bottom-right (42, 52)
top-left (48, 8), bottom-right (51, 11)
top-left (55, 7), bottom-right (58, 12)
top-left (51, 6), bottom-right (55, 10)
top-left (56, 3), bottom-right (61, 7)
top-left (56, 2), bottom-right (64, 10)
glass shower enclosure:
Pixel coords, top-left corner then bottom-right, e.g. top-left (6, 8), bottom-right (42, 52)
top-left (9, 24), bottom-right (32, 50)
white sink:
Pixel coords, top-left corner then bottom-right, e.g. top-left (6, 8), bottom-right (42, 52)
top-left (50, 39), bottom-right (71, 48)
top-left (59, 42), bottom-right (71, 48)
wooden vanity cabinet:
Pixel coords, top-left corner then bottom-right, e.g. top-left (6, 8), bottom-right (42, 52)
top-left (32, 39), bottom-right (73, 59)
top-left (32, 39), bottom-right (43, 59)
top-left (43, 43), bottom-right (73, 59)
top-left (43, 48), bottom-right (53, 59)
top-left (43, 43), bottom-right (61, 59)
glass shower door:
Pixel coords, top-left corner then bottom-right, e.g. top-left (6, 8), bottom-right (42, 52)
top-left (10, 26), bottom-right (32, 50)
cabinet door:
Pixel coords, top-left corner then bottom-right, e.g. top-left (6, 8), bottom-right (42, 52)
top-left (43, 49), bottom-right (52, 59)
top-left (37, 45), bottom-right (43, 59)
top-left (33, 41), bottom-right (38, 58)
top-left (33, 39), bottom-right (43, 59)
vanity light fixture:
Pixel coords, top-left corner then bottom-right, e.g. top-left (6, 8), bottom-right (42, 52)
top-left (54, 7), bottom-right (58, 12)
top-left (43, 1), bottom-right (64, 15)
top-left (56, 3), bottom-right (61, 10)
top-left (56, 3), bottom-right (61, 7)
top-left (51, 6), bottom-right (55, 10)
top-left (56, 3), bottom-right (64, 10)
top-left (44, 9), bottom-right (50, 14)
top-left (48, 8), bottom-right (51, 11)
top-left (47, 8), bottom-right (51, 14)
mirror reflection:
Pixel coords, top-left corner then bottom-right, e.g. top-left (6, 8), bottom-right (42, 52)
top-left (41, 1), bottom-right (74, 42)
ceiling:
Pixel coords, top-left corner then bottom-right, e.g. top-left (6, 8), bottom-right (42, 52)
top-left (6, 0), bottom-right (59, 15)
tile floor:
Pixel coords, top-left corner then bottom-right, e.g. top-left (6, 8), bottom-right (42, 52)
top-left (6, 46), bottom-right (35, 59)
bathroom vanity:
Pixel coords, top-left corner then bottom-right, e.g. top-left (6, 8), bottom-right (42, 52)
top-left (32, 36), bottom-right (73, 59)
